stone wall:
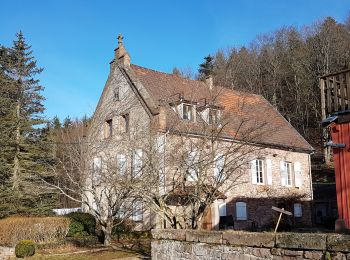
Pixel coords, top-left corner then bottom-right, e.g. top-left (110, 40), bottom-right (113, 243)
top-left (152, 229), bottom-right (350, 259)
top-left (0, 247), bottom-right (14, 260)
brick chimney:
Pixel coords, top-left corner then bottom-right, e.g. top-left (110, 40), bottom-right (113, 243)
top-left (205, 75), bottom-right (213, 90)
top-left (114, 34), bottom-right (130, 67)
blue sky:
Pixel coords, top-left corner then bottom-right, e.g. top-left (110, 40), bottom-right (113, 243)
top-left (1, 0), bottom-right (350, 120)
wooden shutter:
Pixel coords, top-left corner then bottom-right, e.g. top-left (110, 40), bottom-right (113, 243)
top-left (236, 202), bottom-right (247, 220)
top-left (294, 162), bottom-right (302, 188)
top-left (294, 203), bottom-right (302, 217)
top-left (266, 159), bottom-right (272, 185)
top-left (251, 160), bottom-right (257, 184)
top-left (280, 161), bottom-right (287, 186)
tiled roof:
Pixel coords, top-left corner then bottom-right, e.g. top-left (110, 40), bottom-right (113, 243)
top-left (129, 64), bottom-right (313, 152)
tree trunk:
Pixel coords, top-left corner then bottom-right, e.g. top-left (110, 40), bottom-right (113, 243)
top-left (101, 218), bottom-right (113, 247)
top-left (13, 102), bottom-right (20, 191)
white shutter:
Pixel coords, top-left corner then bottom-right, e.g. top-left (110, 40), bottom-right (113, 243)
top-left (218, 201), bottom-right (227, 217)
top-left (214, 154), bottom-right (225, 181)
top-left (117, 154), bottom-right (126, 175)
top-left (133, 149), bottom-right (143, 177)
top-left (236, 202), bottom-right (247, 220)
top-left (177, 103), bottom-right (183, 119)
top-left (294, 162), bottom-right (302, 188)
top-left (266, 159), bottom-right (272, 185)
top-left (202, 108), bottom-right (209, 124)
top-left (251, 160), bottom-right (257, 184)
top-left (280, 161), bottom-right (287, 186)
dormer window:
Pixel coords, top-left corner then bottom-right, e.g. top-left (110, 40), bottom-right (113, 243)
top-left (183, 104), bottom-right (194, 121)
top-left (201, 106), bottom-right (222, 125)
top-left (209, 109), bottom-right (219, 124)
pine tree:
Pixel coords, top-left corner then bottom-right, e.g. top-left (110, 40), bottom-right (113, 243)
top-left (0, 32), bottom-right (56, 216)
top-left (198, 55), bottom-right (214, 79)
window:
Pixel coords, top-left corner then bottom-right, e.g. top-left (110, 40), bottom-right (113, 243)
top-left (236, 202), bottom-right (247, 220)
top-left (183, 104), bottom-right (194, 121)
top-left (132, 200), bottom-right (143, 222)
top-left (92, 157), bottom-right (102, 183)
top-left (187, 150), bottom-right (198, 181)
top-left (218, 200), bottom-right (227, 217)
top-left (294, 203), bottom-right (302, 217)
top-left (251, 159), bottom-right (264, 184)
top-left (209, 109), bottom-right (219, 124)
top-left (122, 113), bottom-right (129, 132)
top-left (117, 154), bottom-right (126, 175)
top-left (214, 154), bottom-right (225, 181)
top-left (104, 119), bottom-right (113, 138)
top-left (114, 87), bottom-right (120, 101)
top-left (132, 149), bottom-right (143, 177)
top-left (280, 161), bottom-right (292, 186)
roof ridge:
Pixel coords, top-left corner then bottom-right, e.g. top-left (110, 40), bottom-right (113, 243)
top-left (130, 63), bottom-right (261, 98)
top-left (131, 63), bottom-right (202, 84)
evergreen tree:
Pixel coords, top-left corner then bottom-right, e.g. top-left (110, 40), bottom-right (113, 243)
top-left (63, 116), bottom-right (72, 128)
top-left (0, 32), bottom-right (56, 216)
top-left (52, 116), bottom-right (61, 130)
top-left (198, 55), bottom-right (214, 79)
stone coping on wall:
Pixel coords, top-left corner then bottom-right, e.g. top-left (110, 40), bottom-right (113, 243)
top-left (151, 229), bottom-right (350, 253)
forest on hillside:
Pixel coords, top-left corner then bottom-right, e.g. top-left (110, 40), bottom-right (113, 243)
top-left (176, 16), bottom-right (350, 154)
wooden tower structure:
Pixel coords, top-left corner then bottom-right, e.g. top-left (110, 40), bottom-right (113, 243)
top-left (321, 69), bottom-right (350, 228)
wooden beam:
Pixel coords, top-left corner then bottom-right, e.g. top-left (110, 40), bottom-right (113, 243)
top-left (327, 77), bottom-right (332, 114)
top-left (334, 76), bottom-right (339, 112)
top-left (320, 79), bottom-right (326, 120)
top-left (340, 74), bottom-right (346, 111)
top-left (347, 72), bottom-right (350, 111)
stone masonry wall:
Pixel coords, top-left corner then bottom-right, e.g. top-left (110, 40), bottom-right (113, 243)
top-left (0, 247), bottom-right (14, 260)
top-left (152, 229), bottom-right (350, 259)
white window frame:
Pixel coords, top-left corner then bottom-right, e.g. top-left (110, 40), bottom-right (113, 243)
top-left (214, 154), bottom-right (225, 181)
top-left (182, 104), bottom-right (194, 121)
top-left (132, 200), bottom-right (143, 222)
top-left (236, 202), bottom-right (247, 220)
top-left (280, 161), bottom-right (293, 187)
top-left (117, 154), bottom-right (127, 175)
top-left (294, 203), bottom-right (302, 217)
top-left (92, 157), bottom-right (102, 183)
top-left (251, 159), bottom-right (264, 185)
top-left (187, 150), bottom-right (198, 182)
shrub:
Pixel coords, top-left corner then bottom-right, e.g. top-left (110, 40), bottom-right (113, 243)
top-left (112, 218), bottom-right (135, 235)
top-left (15, 240), bottom-right (35, 258)
top-left (67, 220), bottom-right (85, 237)
top-left (0, 216), bottom-right (70, 246)
top-left (66, 212), bottom-right (96, 236)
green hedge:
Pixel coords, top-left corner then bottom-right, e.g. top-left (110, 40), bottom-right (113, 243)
top-left (66, 212), bottom-right (96, 237)
top-left (15, 240), bottom-right (35, 258)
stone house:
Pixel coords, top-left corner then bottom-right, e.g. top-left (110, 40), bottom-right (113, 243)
top-left (85, 35), bottom-right (314, 231)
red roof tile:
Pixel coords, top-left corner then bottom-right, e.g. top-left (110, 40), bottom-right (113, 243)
top-left (129, 64), bottom-right (313, 152)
